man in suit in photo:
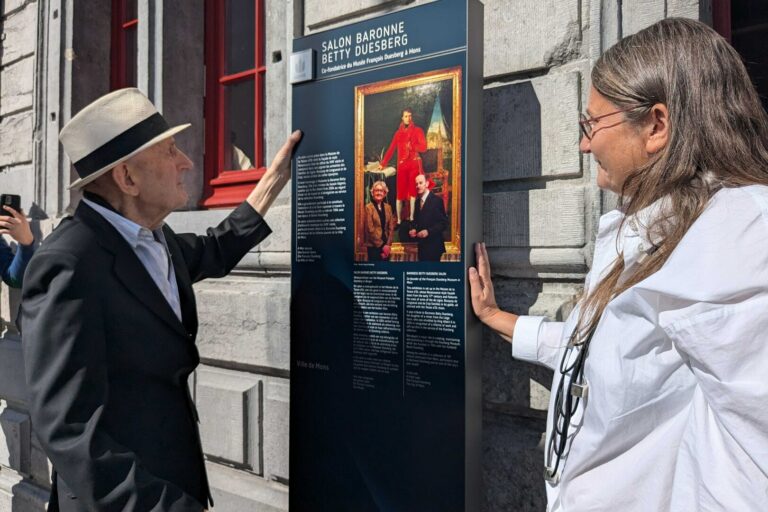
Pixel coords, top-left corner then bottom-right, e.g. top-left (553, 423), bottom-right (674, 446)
top-left (21, 88), bottom-right (301, 511)
top-left (409, 174), bottom-right (447, 262)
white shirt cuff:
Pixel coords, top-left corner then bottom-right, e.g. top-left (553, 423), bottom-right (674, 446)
top-left (512, 315), bottom-right (547, 363)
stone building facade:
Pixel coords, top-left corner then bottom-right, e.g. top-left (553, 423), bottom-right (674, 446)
top-left (0, 0), bottom-right (743, 511)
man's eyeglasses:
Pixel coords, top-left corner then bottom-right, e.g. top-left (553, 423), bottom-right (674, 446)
top-left (578, 106), bottom-right (642, 140)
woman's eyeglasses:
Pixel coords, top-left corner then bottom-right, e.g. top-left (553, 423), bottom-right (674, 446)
top-left (579, 106), bottom-right (643, 140)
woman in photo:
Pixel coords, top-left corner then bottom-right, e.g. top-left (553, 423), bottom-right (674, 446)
top-left (364, 180), bottom-right (396, 261)
top-left (470, 18), bottom-right (768, 511)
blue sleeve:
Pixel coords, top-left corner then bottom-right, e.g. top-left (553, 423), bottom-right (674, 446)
top-left (1, 237), bottom-right (36, 288)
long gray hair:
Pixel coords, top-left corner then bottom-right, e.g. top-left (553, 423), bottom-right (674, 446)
top-left (575, 17), bottom-right (768, 342)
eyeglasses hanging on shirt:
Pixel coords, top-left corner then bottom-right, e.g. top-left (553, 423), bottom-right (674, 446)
top-left (544, 237), bottom-right (659, 483)
top-left (544, 326), bottom-right (595, 484)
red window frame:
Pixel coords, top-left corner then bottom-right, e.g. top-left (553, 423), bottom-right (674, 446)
top-left (712, 0), bottom-right (732, 42)
top-left (110, 0), bottom-right (138, 90)
top-left (202, 0), bottom-right (266, 208)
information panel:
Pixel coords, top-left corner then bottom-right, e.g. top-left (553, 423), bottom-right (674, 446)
top-left (290, 2), bottom-right (483, 510)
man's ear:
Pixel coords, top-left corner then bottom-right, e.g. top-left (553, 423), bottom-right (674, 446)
top-left (645, 103), bottom-right (670, 155)
top-left (110, 163), bottom-right (140, 197)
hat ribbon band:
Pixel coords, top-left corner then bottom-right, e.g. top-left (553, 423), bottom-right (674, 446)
top-left (73, 113), bottom-right (171, 178)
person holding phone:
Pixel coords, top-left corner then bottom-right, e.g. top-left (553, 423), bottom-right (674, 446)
top-left (0, 195), bottom-right (35, 288)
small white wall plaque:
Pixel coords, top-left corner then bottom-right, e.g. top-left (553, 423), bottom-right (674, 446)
top-left (290, 49), bottom-right (315, 84)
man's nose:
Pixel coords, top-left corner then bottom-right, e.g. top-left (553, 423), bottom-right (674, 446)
top-left (177, 150), bottom-right (194, 171)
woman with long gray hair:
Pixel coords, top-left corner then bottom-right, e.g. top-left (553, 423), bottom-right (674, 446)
top-left (364, 180), bottom-right (396, 260)
top-left (470, 17), bottom-right (768, 511)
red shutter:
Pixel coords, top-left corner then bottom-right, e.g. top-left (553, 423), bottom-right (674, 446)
top-left (110, 0), bottom-right (138, 90)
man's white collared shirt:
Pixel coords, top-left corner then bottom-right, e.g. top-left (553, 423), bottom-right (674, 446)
top-left (513, 185), bottom-right (768, 511)
top-left (83, 198), bottom-right (182, 322)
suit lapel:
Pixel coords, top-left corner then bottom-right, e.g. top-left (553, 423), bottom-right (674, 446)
top-left (371, 204), bottom-right (382, 230)
top-left (76, 202), bottom-right (188, 338)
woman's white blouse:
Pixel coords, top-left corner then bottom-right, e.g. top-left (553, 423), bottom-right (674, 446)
top-left (513, 185), bottom-right (768, 512)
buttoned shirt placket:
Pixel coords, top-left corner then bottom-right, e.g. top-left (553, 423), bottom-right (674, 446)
top-left (137, 228), bottom-right (182, 322)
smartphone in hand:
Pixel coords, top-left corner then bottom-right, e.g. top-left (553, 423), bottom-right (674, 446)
top-left (0, 194), bottom-right (21, 213)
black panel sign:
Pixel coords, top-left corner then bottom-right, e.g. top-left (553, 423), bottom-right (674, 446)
top-left (290, 2), bottom-right (484, 510)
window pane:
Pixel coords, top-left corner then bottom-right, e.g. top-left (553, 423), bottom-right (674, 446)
top-left (223, 79), bottom-right (255, 171)
top-left (224, 0), bottom-right (255, 75)
top-left (125, 0), bottom-right (138, 21)
top-left (125, 27), bottom-right (137, 87)
top-left (260, 72), bottom-right (265, 166)
top-left (732, 3), bottom-right (768, 114)
top-left (258, 0), bottom-right (264, 66)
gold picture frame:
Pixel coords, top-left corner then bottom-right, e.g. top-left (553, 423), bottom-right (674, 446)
top-left (354, 66), bottom-right (462, 262)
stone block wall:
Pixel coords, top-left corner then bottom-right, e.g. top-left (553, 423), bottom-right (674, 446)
top-left (0, 1), bottom-right (49, 509)
top-left (0, 1), bottom-right (37, 211)
top-left (184, 271), bottom-right (292, 509)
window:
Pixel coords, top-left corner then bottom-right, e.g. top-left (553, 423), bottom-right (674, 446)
top-left (110, 0), bottom-right (138, 89)
top-left (713, 0), bottom-right (768, 113)
top-left (202, 0), bottom-right (266, 208)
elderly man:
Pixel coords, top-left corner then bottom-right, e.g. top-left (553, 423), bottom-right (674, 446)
top-left (21, 88), bottom-right (300, 511)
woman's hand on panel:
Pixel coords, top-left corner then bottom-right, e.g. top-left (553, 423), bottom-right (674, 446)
top-left (469, 242), bottom-right (500, 321)
top-left (468, 242), bottom-right (518, 343)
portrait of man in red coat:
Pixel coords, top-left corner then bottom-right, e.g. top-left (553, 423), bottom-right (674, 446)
top-left (378, 108), bottom-right (427, 224)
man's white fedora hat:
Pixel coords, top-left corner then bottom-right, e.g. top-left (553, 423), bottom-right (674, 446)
top-left (59, 88), bottom-right (190, 189)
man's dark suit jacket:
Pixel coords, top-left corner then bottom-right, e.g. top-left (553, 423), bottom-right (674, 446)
top-left (413, 191), bottom-right (448, 261)
top-left (21, 200), bottom-right (271, 511)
